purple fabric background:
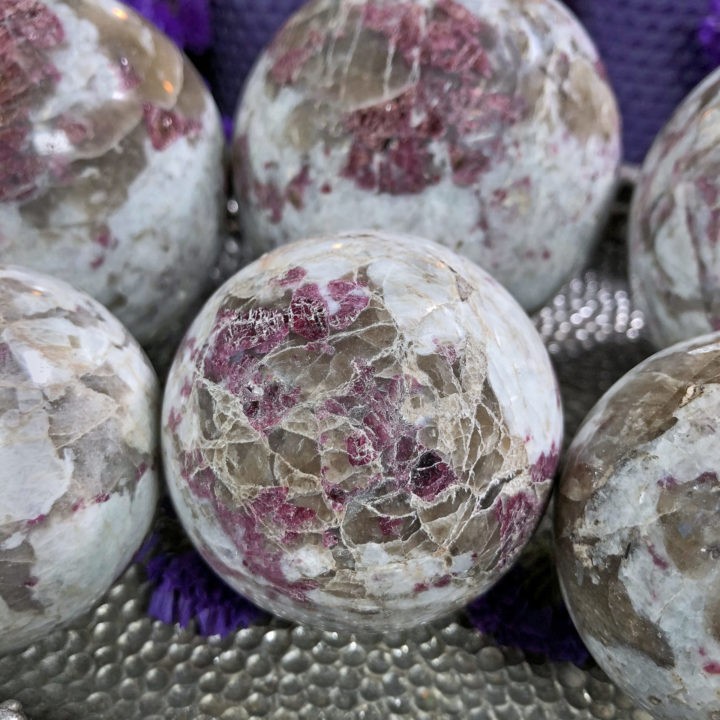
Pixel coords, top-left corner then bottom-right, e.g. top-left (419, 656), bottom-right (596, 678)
top-left (209, 0), bottom-right (305, 116)
top-left (566, 0), bottom-right (713, 164)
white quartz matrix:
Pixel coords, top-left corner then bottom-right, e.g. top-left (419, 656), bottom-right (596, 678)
top-left (232, 0), bottom-right (621, 310)
top-left (0, 0), bottom-right (225, 344)
top-left (162, 231), bottom-right (563, 630)
top-left (630, 68), bottom-right (720, 349)
top-left (0, 266), bottom-right (159, 655)
top-left (556, 333), bottom-right (720, 720)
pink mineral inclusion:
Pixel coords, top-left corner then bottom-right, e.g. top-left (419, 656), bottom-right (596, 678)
top-left (426, 5), bottom-right (492, 76)
top-left (242, 376), bottom-right (301, 432)
top-left (338, 0), bottom-right (522, 194)
top-left (94, 227), bottom-right (116, 248)
top-left (327, 279), bottom-right (370, 330)
top-left (255, 165), bottom-right (312, 223)
top-left (646, 543), bottom-right (670, 571)
top-left (180, 449), bottom-right (216, 501)
top-left (214, 488), bottom-right (319, 603)
top-left (275, 266), bottom-right (307, 287)
top-left (252, 487), bottom-right (316, 531)
top-left (290, 283), bottom-right (330, 340)
top-left (286, 165), bottom-right (311, 209)
top-left (530, 444), bottom-right (560, 484)
top-left (143, 104), bottom-right (202, 151)
top-left (252, 176), bottom-right (285, 223)
top-left (3, 0), bottom-right (65, 48)
top-left (235, 307), bottom-right (290, 353)
top-left (342, 88), bottom-right (443, 195)
top-left (413, 574), bottom-right (452, 594)
top-left (378, 516), bottom-right (404, 537)
top-left (0, 0), bottom-right (64, 202)
top-left (323, 360), bottom-right (458, 502)
top-left (239, 149), bottom-right (313, 224)
top-left (268, 29), bottom-right (324, 86)
top-left (56, 117), bottom-right (91, 145)
top-left (201, 276), bottom-right (370, 434)
top-left (90, 226), bottom-right (118, 268)
top-left (433, 340), bottom-right (459, 366)
top-left (261, 0), bottom-right (522, 197)
top-left (346, 432), bottom-right (377, 467)
top-left (494, 491), bottom-right (541, 566)
top-left (409, 451), bottom-right (457, 501)
top-left (167, 407), bottom-right (182, 432)
top-left (322, 480), bottom-right (355, 511)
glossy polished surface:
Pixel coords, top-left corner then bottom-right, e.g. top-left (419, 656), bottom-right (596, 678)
top-left (556, 333), bottom-right (720, 720)
top-left (0, 266), bottom-right (159, 655)
top-left (630, 67), bottom-right (720, 349)
top-left (233, 0), bottom-right (621, 310)
top-left (0, 179), bottom-right (661, 718)
top-left (162, 231), bottom-right (562, 630)
top-left (0, 0), bottom-right (224, 344)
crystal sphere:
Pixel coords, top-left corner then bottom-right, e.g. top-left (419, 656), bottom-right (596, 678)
top-left (555, 333), bottom-right (720, 720)
top-left (0, 0), bottom-right (225, 344)
top-left (0, 266), bottom-right (159, 655)
top-left (231, 0), bottom-right (621, 310)
top-left (630, 67), bottom-right (720, 349)
top-left (161, 231), bottom-right (563, 630)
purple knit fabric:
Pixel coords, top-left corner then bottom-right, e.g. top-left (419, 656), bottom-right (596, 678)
top-left (134, 501), bottom-right (266, 637)
top-left (125, 0), bottom-right (212, 53)
top-left (144, 548), bottom-right (266, 636)
top-left (567, 0), bottom-right (713, 164)
top-left (699, 0), bottom-right (720, 66)
top-left (209, 0), bottom-right (305, 116)
top-left (465, 531), bottom-right (591, 667)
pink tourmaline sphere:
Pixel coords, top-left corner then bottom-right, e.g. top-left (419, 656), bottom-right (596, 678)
top-left (161, 232), bottom-right (563, 630)
top-left (0, 0), bottom-right (224, 344)
top-left (232, 0), bottom-right (621, 310)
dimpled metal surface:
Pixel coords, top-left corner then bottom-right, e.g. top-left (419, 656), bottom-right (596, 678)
top-left (0, 177), bottom-right (655, 719)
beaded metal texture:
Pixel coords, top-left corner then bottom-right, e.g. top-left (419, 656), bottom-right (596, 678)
top-left (0, 177), bottom-right (656, 719)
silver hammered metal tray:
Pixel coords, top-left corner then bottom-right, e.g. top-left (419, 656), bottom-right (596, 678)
top-left (0, 176), bottom-right (658, 720)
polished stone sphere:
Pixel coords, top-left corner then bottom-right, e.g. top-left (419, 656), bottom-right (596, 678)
top-left (556, 333), bottom-right (720, 720)
top-left (630, 67), bottom-right (720, 349)
top-left (0, 266), bottom-right (159, 655)
top-left (232, 0), bottom-right (621, 310)
top-left (0, 0), bottom-right (225, 344)
top-left (162, 231), bottom-right (562, 630)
